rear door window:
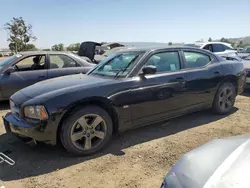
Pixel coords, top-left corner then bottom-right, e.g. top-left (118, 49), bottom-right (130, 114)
top-left (49, 54), bottom-right (78, 69)
top-left (212, 44), bottom-right (225, 52)
top-left (183, 51), bottom-right (211, 68)
top-left (203, 44), bottom-right (212, 52)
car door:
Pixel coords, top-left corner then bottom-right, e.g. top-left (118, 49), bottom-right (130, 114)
top-left (47, 54), bottom-right (90, 79)
top-left (1, 54), bottom-right (48, 98)
top-left (180, 49), bottom-right (223, 108)
top-left (127, 50), bottom-right (187, 126)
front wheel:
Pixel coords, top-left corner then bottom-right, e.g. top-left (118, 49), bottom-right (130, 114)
top-left (212, 82), bottom-right (236, 114)
top-left (60, 105), bottom-right (113, 156)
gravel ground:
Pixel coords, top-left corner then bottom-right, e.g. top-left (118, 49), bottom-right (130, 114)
top-left (0, 93), bottom-right (250, 188)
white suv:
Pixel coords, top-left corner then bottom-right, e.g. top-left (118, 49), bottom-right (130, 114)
top-left (184, 42), bottom-right (237, 56)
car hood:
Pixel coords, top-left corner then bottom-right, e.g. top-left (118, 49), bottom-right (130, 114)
top-left (163, 135), bottom-right (250, 188)
top-left (19, 74), bottom-right (114, 99)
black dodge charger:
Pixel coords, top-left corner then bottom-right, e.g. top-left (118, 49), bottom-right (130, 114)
top-left (3, 47), bottom-right (246, 155)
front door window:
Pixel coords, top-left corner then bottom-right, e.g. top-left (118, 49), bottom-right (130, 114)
top-left (15, 55), bottom-right (46, 71)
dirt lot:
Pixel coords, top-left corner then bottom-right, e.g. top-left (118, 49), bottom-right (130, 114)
top-left (0, 93), bottom-right (250, 188)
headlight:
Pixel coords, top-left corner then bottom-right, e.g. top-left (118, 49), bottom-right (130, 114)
top-left (24, 105), bottom-right (48, 120)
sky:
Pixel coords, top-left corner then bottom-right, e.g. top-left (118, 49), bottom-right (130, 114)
top-left (0, 0), bottom-right (249, 49)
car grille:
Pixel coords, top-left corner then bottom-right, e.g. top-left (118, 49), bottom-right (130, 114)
top-left (10, 100), bottom-right (20, 119)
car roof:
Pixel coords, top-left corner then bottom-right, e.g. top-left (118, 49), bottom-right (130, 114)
top-left (18, 51), bottom-right (73, 56)
top-left (185, 42), bottom-right (232, 47)
top-left (116, 46), bottom-right (208, 53)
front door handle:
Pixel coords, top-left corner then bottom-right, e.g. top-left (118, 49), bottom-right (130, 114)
top-left (213, 70), bottom-right (220, 75)
top-left (175, 77), bottom-right (186, 88)
top-left (38, 76), bottom-right (45, 79)
top-left (176, 77), bottom-right (184, 81)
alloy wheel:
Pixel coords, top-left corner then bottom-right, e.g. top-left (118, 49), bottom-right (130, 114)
top-left (70, 114), bottom-right (107, 151)
top-left (219, 87), bottom-right (234, 111)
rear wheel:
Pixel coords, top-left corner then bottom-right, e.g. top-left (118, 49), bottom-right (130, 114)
top-left (212, 82), bottom-right (236, 114)
top-left (60, 105), bottom-right (113, 156)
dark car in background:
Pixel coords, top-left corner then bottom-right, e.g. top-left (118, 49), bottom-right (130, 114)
top-left (3, 47), bottom-right (246, 155)
top-left (238, 46), bottom-right (250, 59)
top-left (242, 55), bottom-right (250, 88)
top-left (161, 134), bottom-right (250, 188)
top-left (0, 51), bottom-right (95, 101)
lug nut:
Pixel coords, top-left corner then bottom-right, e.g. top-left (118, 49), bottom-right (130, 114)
top-left (91, 131), bottom-right (94, 134)
top-left (87, 134), bottom-right (90, 137)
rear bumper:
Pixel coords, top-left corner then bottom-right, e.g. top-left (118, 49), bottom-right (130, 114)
top-left (3, 113), bottom-right (56, 145)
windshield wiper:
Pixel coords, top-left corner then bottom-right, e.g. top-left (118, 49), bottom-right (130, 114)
top-left (114, 54), bottom-right (140, 78)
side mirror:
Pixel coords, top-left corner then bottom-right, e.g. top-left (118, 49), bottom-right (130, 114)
top-left (4, 67), bottom-right (15, 74)
top-left (139, 65), bottom-right (157, 76)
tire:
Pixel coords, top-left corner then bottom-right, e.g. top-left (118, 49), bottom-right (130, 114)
top-left (60, 105), bottom-right (113, 156)
top-left (212, 82), bottom-right (236, 114)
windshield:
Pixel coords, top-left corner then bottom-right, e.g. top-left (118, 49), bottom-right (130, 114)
top-left (90, 52), bottom-right (143, 78)
top-left (0, 55), bottom-right (20, 70)
top-left (242, 47), bottom-right (250, 53)
top-left (183, 44), bottom-right (202, 48)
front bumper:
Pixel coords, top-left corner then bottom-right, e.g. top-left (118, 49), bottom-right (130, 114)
top-left (3, 112), bottom-right (56, 144)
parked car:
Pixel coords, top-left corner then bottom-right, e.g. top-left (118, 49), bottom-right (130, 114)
top-left (0, 51), bottom-right (95, 101)
top-left (183, 42), bottom-right (237, 56)
top-left (3, 47), bottom-right (245, 155)
top-left (102, 46), bottom-right (135, 57)
top-left (241, 46), bottom-right (250, 54)
top-left (238, 46), bottom-right (250, 59)
top-left (242, 55), bottom-right (250, 88)
top-left (77, 41), bottom-right (130, 64)
top-left (93, 46), bottom-right (136, 64)
top-left (160, 134), bottom-right (250, 188)
top-left (78, 41), bottom-right (102, 64)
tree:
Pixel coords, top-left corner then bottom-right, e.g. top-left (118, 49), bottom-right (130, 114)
top-left (220, 37), bottom-right (226, 42)
top-left (4, 17), bottom-right (37, 53)
top-left (25, 44), bottom-right (37, 51)
top-left (52, 43), bottom-right (64, 51)
top-left (66, 44), bottom-right (74, 51)
top-left (208, 37), bottom-right (212, 42)
top-left (168, 42), bottom-right (173, 46)
top-left (66, 43), bottom-right (81, 51)
top-left (237, 41), bottom-right (244, 47)
top-left (220, 37), bottom-right (230, 43)
top-left (75, 43), bottom-right (80, 51)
